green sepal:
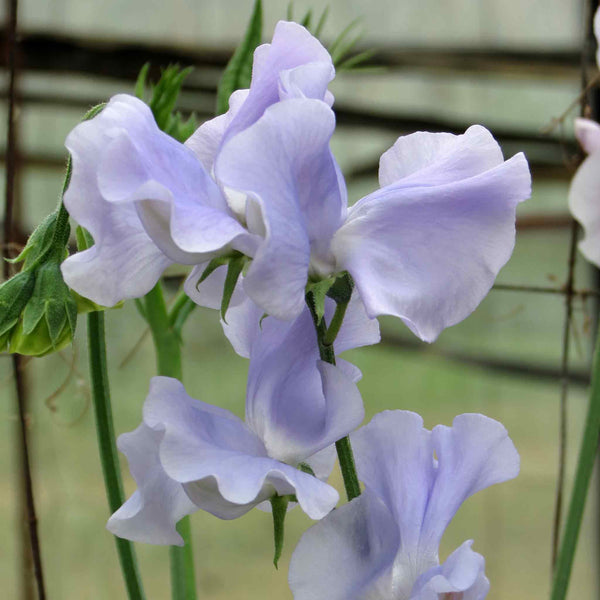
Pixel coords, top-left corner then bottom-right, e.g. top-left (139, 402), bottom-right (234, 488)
top-left (216, 0), bottom-right (262, 116)
top-left (326, 271), bottom-right (354, 304)
top-left (195, 252), bottom-right (247, 323)
top-left (221, 255), bottom-right (245, 322)
top-left (305, 276), bottom-right (336, 324)
top-left (270, 494), bottom-right (290, 569)
top-left (20, 260), bottom-right (77, 347)
top-left (8, 211), bottom-right (58, 267)
top-left (71, 289), bottom-right (114, 314)
top-left (0, 270), bottom-right (35, 345)
top-left (298, 462), bottom-right (316, 477)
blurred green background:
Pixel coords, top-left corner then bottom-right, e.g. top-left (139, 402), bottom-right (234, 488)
top-left (1, 0), bottom-right (599, 598)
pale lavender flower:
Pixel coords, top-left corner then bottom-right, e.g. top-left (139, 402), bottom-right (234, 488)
top-left (289, 411), bottom-right (520, 600)
top-left (568, 9), bottom-right (600, 266)
top-left (61, 21), bottom-right (333, 306)
top-left (62, 20), bottom-right (530, 342)
top-left (108, 296), bottom-right (378, 544)
top-left (568, 118), bottom-right (600, 267)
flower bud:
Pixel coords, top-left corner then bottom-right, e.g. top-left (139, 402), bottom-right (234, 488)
top-left (8, 260), bottom-right (77, 356)
top-left (0, 270), bottom-right (36, 352)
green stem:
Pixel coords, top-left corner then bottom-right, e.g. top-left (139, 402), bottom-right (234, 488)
top-left (87, 311), bottom-right (146, 600)
top-left (550, 320), bottom-right (600, 600)
top-left (305, 292), bottom-right (361, 501)
top-left (143, 283), bottom-right (197, 600)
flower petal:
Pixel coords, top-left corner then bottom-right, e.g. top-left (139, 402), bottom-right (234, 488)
top-left (420, 414), bottom-right (520, 550)
top-left (574, 117), bottom-right (600, 155)
top-left (217, 98), bottom-right (345, 319)
top-left (223, 21), bottom-right (334, 145)
top-left (352, 411), bottom-right (435, 565)
top-left (185, 89), bottom-right (249, 172)
top-left (411, 541), bottom-right (489, 600)
top-left (61, 95), bottom-right (173, 305)
top-left (106, 423), bottom-right (196, 545)
top-left (333, 152), bottom-right (531, 341)
top-left (289, 490), bottom-right (399, 600)
top-left (243, 297), bottom-right (376, 463)
top-left (92, 96), bottom-right (248, 261)
top-left (143, 377), bottom-right (338, 520)
top-left (569, 152), bottom-right (600, 267)
top-left (378, 126), bottom-right (504, 188)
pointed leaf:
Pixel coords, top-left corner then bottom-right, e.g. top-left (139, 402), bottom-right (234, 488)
top-left (306, 277), bottom-right (335, 324)
top-left (220, 255), bottom-right (245, 322)
top-left (135, 63), bottom-right (150, 100)
top-left (301, 9), bottom-right (313, 28)
top-left (216, 0), bottom-right (262, 115)
top-left (314, 7), bottom-right (330, 37)
top-left (270, 494), bottom-right (290, 569)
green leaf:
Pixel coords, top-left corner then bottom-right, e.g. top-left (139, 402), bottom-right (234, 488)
top-left (148, 65), bottom-right (195, 135)
top-left (270, 495), bottom-right (290, 569)
top-left (216, 0), bottom-right (262, 115)
top-left (221, 255), bottom-right (246, 322)
top-left (314, 6), bottom-right (329, 37)
top-left (550, 319), bottom-right (600, 600)
top-left (337, 48), bottom-right (377, 72)
top-left (300, 9), bottom-right (313, 28)
top-left (134, 63), bottom-right (150, 100)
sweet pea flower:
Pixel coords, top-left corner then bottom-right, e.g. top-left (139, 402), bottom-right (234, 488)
top-left (62, 19), bottom-right (531, 342)
top-left (61, 21), bottom-right (334, 307)
top-left (289, 411), bottom-right (520, 600)
top-left (569, 118), bottom-right (600, 266)
top-left (108, 296), bottom-right (378, 544)
top-left (568, 9), bottom-right (600, 266)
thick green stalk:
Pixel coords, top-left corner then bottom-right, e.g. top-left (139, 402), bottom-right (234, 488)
top-left (550, 320), bottom-right (600, 600)
top-left (143, 283), bottom-right (197, 600)
top-left (87, 311), bottom-right (146, 600)
top-left (306, 292), bottom-right (361, 501)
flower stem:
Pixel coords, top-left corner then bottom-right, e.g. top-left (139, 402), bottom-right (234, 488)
top-left (143, 283), bottom-right (197, 600)
top-left (87, 310), bottom-right (146, 600)
top-left (305, 292), bottom-right (361, 501)
top-left (550, 319), bottom-right (600, 600)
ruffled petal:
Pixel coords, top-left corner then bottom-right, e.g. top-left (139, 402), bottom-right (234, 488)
top-left (420, 414), bottom-right (520, 550)
top-left (289, 490), bottom-right (400, 600)
top-left (569, 150), bottom-right (600, 268)
top-left (62, 95), bottom-right (173, 305)
top-left (574, 117), bottom-right (600, 155)
top-left (185, 89), bottom-right (249, 172)
top-left (333, 152), bottom-right (531, 342)
top-left (410, 541), bottom-right (489, 600)
top-left (143, 377), bottom-right (338, 520)
top-left (243, 297), bottom-right (376, 463)
top-left (378, 126), bottom-right (504, 188)
top-left (216, 98), bottom-right (345, 319)
top-left (106, 423), bottom-right (196, 545)
top-left (223, 21), bottom-right (334, 145)
top-left (352, 411), bottom-right (437, 592)
top-left (91, 96), bottom-right (248, 261)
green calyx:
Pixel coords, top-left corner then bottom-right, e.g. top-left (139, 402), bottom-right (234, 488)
top-left (196, 252), bottom-right (248, 322)
top-left (305, 271), bottom-right (354, 325)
